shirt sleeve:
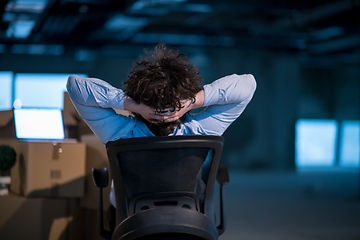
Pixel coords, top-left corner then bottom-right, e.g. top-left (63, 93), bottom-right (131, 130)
top-left (190, 73), bottom-right (257, 136)
top-left (66, 74), bottom-right (132, 144)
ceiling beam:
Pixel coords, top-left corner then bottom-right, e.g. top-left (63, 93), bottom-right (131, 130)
top-left (309, 34), bottom-right (360, 54)
top-left (257, 1), bottom-right (353, 33)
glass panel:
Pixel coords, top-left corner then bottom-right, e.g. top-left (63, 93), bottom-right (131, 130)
top-left (339, 121), bottom-right (360, 168)
top-left (295, 119), bottom-right (338, 167)
top-left (14, 73), bottom-right (87, 109)
top-left (0, 71), bottom-right (13, 110)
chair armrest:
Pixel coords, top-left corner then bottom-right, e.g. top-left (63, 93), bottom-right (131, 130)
top-left (92, 168), bottom-right (112, 240)
top-left (216, 165), bottom-right (229, 185)
top-left (216, 165), bottom-right (229, 236)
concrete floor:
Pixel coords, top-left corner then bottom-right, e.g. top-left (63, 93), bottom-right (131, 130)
top-left (218, 170), bottom-right (360, 240)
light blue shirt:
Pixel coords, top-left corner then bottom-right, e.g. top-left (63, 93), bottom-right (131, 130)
top-left (67, 73), bottom-right (256, 207)
top-left (66, 73), bottom-right (257, 143)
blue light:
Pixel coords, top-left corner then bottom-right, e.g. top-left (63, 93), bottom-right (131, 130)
top-left (311, 26), bottom-right (344, 41)
top-left (104, 14), bottom-right (149, 41)
top-left (339, 121), bottom-right (359, 168)
top-left (130, 0), bottom-right (187, 10)
top-left (6, 20), bottom-right (35, 39)
top-left (105, 14), bottom-right (149, 31)
top-left (181, 3), bottom-right (212, 13)
top-left (295, 119), bottom-right (338, 167)
top-left (0, 44), bottom-right (6, 53)
top-left (132, 33), bottom-right (234, 46)
top-left (14, 73), bottom-right (87, 109)
top-left (11, 44), bottom-right (64, 55)
top-left (0, 72), bottom-right (13, 111)
top-left (5, 0), bottom-right (47, 13)
top-left (14, 108), bottom-right (65, 140)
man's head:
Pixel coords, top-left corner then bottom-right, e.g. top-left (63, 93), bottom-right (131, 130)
top-left (123, 43), bottom-right (203, 136)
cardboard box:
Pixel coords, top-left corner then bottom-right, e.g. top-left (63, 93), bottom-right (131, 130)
top-left (84, 208), bottom-right (112, 240)
top-left (63, 92), bottom-right (79, 126)
top-left (63, 92), bottom-right (93, 140)
top-left (0, 138), bottom-right (20, 194)
top-left (80, 134), bottom-right (111, 210)
top-left (66, 198), bottom-right (87, 240)
top-left (0, 194), bottom-right (71, 240)
top-left (10, 140), bottom-right (86, 198)
top-left (0, 138), bottom-right (19, 152)
top-left (0, 110), bottom-right (16, 139)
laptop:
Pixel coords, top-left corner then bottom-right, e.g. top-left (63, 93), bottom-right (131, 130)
top-left (14, 108), bottom-right (65, 141)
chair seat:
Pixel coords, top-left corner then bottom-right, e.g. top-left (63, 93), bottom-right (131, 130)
top-left (112, 207), bottom-right (218, 240)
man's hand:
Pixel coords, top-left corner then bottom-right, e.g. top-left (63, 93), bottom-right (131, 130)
top-left (154, 99), bottom-right (192, 122)
top-left (124, 90), bottom-right (204, 124)
top-left (167, 90), bottom-right (204, 120)
top-left (124, 95), bottom-right (177, 123)
top-left (139, 103), bottom-right (178, 123)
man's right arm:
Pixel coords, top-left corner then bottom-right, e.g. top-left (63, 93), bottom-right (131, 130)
top-left (66, 75), bottom-right (131, 143)
top-left (66, 75), bottom-right (177, 142)
top-left (67, 74), bottom-right (126, 110)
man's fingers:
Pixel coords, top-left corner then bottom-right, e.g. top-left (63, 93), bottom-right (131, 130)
top-left (157, 111), bottom-right (176, 116)
top-left (148, 115), bottom-right (179, 123)
top-left (163, 116), bottom-right (179, 122)
top-left (150, 114), bottom-right (164, 120)
top-left (151, 111), bottom-right (176, 117)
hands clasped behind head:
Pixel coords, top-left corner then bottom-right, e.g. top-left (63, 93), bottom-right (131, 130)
top-left (149, 109), bottom-right (177, 124)
top-left (148, 99), bottom-right (193, 124)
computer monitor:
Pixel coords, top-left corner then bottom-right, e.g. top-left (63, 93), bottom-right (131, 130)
top-left (14, 108), bottom-right (65, 140)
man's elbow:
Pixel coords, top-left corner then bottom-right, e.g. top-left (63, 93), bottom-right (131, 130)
top-left (66, 75), bottom-right (73, 89)
top-left (242, 74), bottom-right (257, 101)
top-left (66, 74), bottom-right (80, 92)
top-left (246, 74), bottom-right (257, 91)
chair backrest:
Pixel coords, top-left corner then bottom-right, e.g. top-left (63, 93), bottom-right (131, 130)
top-left (118, 147), bottom-right (209, 199)
top-left (106, 135), bottom-right (224, 239)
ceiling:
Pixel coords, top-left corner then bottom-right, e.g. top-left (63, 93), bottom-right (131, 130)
top-left (0, 0), bottom-right (359, 61)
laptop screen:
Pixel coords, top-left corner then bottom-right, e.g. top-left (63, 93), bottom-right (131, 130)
top-left (14, 108), bottom-right (65, 140)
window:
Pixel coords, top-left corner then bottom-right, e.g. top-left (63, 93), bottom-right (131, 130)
top-left (295, 119), bottom-right (338, 167)
top-left (0, 71), bottom-right (13, 110)
top-left (14, 73), bottom-right (87, 109)
top-left (339, 121), bottom-right (360, 168)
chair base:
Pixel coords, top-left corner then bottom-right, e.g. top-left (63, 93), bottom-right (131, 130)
top-left (136, 233), bottom-right (206, 240)
top-left (112, 207), bottom-right (218, 240)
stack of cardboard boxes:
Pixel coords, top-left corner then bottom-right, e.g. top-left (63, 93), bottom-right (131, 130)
top-left (0, 93), bottom-right (112, 240)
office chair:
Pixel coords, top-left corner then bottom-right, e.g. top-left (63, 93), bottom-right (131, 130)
top-left (93, 135), bottom-right (229, 240)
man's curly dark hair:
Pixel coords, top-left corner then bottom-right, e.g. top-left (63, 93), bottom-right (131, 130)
top-left (123, 43), bottom-right (203, 136)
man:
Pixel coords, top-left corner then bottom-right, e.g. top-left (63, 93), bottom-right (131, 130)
top-left (66, 43), bottom-right (257, 207)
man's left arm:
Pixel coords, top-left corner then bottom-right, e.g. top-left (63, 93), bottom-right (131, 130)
top-left (66, 75), bottom-right (132, 143)
top-left (190, 74), bottom-right (257, 135)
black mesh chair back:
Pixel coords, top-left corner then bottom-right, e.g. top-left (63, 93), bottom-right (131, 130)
top-left (105, 135), bottom-right (225, 240)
